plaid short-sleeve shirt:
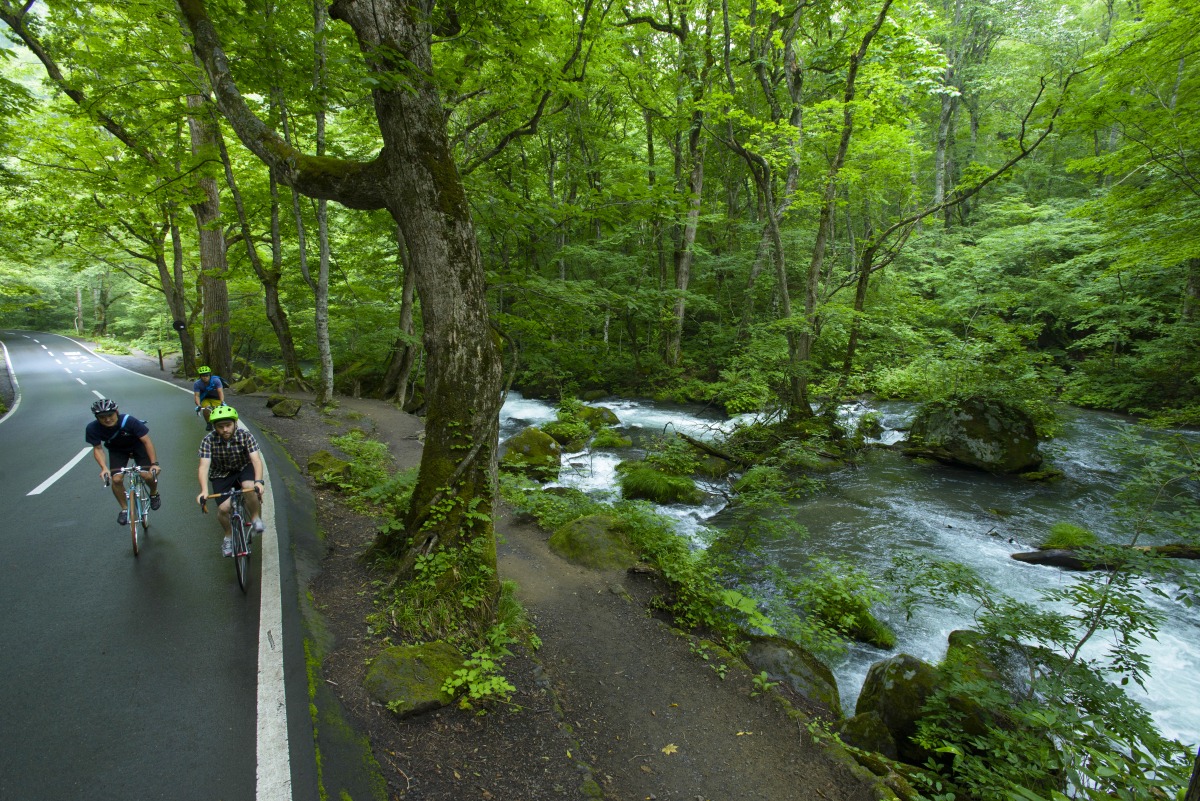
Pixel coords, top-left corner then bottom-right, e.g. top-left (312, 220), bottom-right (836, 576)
top-left (198, 427), bottom-right (260, 478)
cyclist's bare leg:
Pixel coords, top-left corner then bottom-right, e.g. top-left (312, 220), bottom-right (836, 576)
top-left (217, 499), bottom-right (233, 536)
top-left (112, 474), bottom-right (128, 510)
top-left (240, 480), bottom-right (262, 523)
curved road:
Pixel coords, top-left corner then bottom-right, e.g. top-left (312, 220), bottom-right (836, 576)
top-left (0, 331), bottom-right (319, 801)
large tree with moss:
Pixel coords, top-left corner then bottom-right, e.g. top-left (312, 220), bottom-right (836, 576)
top-left (177, 0), bottom-right (504, 605)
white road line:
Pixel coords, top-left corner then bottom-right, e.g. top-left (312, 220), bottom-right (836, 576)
top-left (19, 334), bottom-right (295, 798)
top-left (0, 340), bottom-right (20, 425)
top-left (29, 447), bottom-right (93, 495)
top-left (76, 378), bottom-right (87, 386)
top-left (256, 476), bottom-right (293, 801)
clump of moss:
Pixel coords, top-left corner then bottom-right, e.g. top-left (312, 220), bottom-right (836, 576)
top-left (618, 464), bottom-right (705, 505)
top-left (1040, 522), bottom-right (1097, 549)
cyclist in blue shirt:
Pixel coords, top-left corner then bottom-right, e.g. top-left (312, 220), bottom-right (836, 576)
top-left (86, 398), bottom-right (161, 525)
top-left (193, 365), bottom-right (225, 430)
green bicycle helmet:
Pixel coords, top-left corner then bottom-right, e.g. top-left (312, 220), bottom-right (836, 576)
top-left (198, 365), bottom-right (212, 375)
top-left (208, 404), bottom-right (239, 424)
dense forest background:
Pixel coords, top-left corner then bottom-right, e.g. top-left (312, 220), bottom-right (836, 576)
top-left (0, 0), bottom-right (1196, 428)
top-left (2, 1), bottom-right (1199, 799)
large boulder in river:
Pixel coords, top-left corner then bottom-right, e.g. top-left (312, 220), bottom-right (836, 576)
top-left (904, 397), bottom-right (1041, 473)
top-left (500, 427), bottom-right (563, 480)
top-left (854, 653), bottom-right (939, 765)
top-left (743, 635), bottom-right (842, 715)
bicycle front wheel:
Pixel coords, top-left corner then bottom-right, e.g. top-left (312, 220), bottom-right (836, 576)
top-left (231, 518), bottom-right (250, 593)
top-left (129, 495), bottom-right (141, 557)
top-left (138, 487), bottom-right (151, 533)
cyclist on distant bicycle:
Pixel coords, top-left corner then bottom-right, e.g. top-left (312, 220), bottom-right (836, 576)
top-left (86, 398), bottom-right (162, 526)
top-left (196, 404), bottom-right (265, 557)
top-left (192, 365), bottom-right (225, 431)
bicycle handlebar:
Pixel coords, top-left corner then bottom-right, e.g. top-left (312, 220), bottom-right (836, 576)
top-left (199, 486), bottom-right (259, 513)
top-left (103, 465), bottom-right (157, 487)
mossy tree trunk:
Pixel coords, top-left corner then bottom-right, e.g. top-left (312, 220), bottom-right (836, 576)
top-left (178, 0), bottom-right (503, 609)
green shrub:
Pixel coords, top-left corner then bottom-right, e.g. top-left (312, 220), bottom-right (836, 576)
top-left (791, 559), bottom-right (894, 650)
top-left (331, 430), bottom-right (391, 495)
top-left (499, 476), bottom-right (602, 531)
top-left (591, 427), bottom-right (632, 448)
top-left (642, 434), bottom-right (701, 476)
top-left (731, 465), bottom-right (787, 495)
top-left (1041, 522), bottom-right (1097, 549)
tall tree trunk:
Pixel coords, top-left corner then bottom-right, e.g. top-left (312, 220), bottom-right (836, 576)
top-left (382, 225), bottom-right (420, 406)
top-left (311, 0), bottom-right (335, 405)
top-left (933, 88), bottom-right (957, 209)
top-left (164, 212), bottom-right (199, 376)
top-left (186, 94), bottom-right (233, 380)
top-left (794, 0), bottom-right (894, 419)
top-left (177, 0), bottom-right (504, 602)
top-left (1184, 257), bottom-right (1200, 323)
top-left (665, 140), bottom-right (705, 366)
top-left (215, 126), bottom-right (306, 386)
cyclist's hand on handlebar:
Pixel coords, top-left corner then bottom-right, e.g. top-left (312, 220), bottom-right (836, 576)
top-left (100, 469), bottom-right (111, 486)
top-left (197, 492), bottom-right (208, 508)
top-left (150, 465), bottom-right (161, 478)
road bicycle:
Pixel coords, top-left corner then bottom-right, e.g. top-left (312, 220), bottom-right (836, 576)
top-left (201, 487), bottom-right (259, 593)
top-left (105, 465), bottom-right (156, 557)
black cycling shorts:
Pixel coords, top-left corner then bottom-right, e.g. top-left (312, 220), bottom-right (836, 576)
top-left (212, 464), bottom-right (255, 495)
top-left (109, 442), bottom-right (152, 468)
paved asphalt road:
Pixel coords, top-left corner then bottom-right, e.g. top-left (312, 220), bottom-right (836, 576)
top-left (0, 331), bottom-right (319, 801)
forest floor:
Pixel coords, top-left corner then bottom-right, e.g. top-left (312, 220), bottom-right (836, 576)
top-left (83, 347), bottom-right (885, 801)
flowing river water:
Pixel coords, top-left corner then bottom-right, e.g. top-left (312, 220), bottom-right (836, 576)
top-left (499, 393), bottom-right (1200, 750)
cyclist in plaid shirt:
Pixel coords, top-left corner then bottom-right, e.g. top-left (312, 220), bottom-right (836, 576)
top-left (196, 405), bottom-right (265, 557)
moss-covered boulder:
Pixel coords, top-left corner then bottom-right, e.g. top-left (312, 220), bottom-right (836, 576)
top-left (363, 641), bottom-right (462, 719)
top-left (618, 464), bottom-right (705, 504)
top-left (578, 405), bottom-right (620, 429)
top-left (265, 394), bottom-right (288, 409)
top-left (833, 711), bottom-right (898, 759)
top-left (855, 653), bottom-right (939, 766)
top-left (500, 427), bottom-right (563, 480)
top-left (308, 450), bottom-right (351, 485)
top-left (742, 635), bottom-right (842, 715)
top-left (549, 514), bottom-right (639, 570)
top-left (904, 397), bottom-right (1042, 473)
top-left (271, 398), bottom-right (302, 418)
top-left (540, 419), bottom-right (592, 452)
top-left (230, 376), bottom-right (259, 394)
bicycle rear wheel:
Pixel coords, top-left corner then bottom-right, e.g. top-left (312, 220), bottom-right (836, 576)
top-left (231, 516), bottom-right (250, 593)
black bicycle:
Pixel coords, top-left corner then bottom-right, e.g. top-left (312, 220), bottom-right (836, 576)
top-left (106, 465), bottom-right (155, 556)
top-left (201, 487), bottom-right (257, 593)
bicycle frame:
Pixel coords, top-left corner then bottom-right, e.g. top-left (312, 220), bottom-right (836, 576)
top-left (202, 487), bottom-right (258, 593)
top-left (109, 465), bottom-right (153, 556)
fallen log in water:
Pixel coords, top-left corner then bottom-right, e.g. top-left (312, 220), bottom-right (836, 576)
top-left (1011, 544), bottom-right (1200, 571)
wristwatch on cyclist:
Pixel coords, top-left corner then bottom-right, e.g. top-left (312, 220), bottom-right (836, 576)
top-left (254, 479), bottom-right (265, 485)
